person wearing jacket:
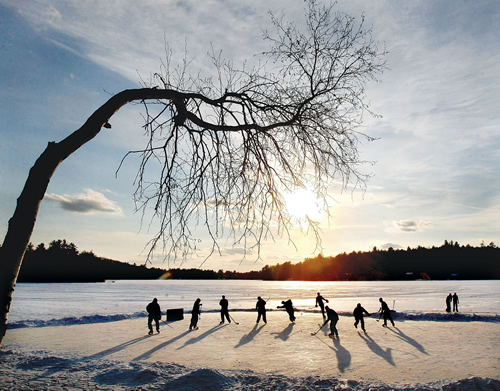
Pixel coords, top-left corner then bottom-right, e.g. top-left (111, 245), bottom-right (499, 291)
top-left (256, 296), bottom-right (267, 324)
top-left (189, 298), bottom-right (202, 330)
top-left (146, 298), bottom-right (161, 335)
top-left (277, 299), bottom-right (296, 322)
top-left (322, 306), bottom-right (339, 337)
top-left (353, 303), bottom-right (370, 332)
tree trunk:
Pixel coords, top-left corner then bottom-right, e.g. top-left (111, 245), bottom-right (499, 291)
top-left (0, 88), bottom-right (178, 348)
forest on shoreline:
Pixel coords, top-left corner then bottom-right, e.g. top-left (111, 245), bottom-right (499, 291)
top-left (13, 239), bottom-right (500, 282)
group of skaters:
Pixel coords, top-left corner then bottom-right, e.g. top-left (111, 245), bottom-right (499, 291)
top-left (146, 292), bottom-right (397, 337)
top-left (445, 292), bottom-right (459, 312)
top-left (314, 293), bottom-right (394, 337)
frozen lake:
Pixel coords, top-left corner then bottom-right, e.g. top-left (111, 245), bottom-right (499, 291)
top-left (9, 279), bottom-right (499, 326)
top-left (4, 279), bottom-right (499, 390)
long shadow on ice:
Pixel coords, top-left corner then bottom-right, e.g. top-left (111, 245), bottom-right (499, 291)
top-left (87, 335), bottom-right (151, 360)
top-left (313, 335), bottom-right (351, 373)
top-left (235, 324), bottom-right (265, 348)
top-left (176, 324), bottom-right (225, 350)
top-left (332, 338), bottom-right (351, 373)
top-left (271, 323), bottom-right (295, 341)
top-left (358, 332), bottom-right (395, 366)
top-left (133, 330), bottom-right (191, 361)
top-left (387, 327), bottom-right (428, 355)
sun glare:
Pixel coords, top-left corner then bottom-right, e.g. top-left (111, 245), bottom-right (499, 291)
top-left (283, 188), bottom-right (323, 221)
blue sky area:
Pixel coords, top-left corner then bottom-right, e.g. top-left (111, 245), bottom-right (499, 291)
top-left (0, 0), bottom-right (499, 271)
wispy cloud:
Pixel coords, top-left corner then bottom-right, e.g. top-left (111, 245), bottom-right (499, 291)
top-left (381, 243), bottom-right (403, 250)
top-left (2, 0), bottom-right (498, 269)
top-left (46, 189), bottom-right (122, 214)
top-left (390, 220), bottom-right (433, 233)
top-left (221, 247), bottom-right (253, 256)
top-left (12, 0), bottom-right (286, 83)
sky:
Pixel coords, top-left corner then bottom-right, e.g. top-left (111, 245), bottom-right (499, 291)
top-left (1, 0), bottom-right (499, 272)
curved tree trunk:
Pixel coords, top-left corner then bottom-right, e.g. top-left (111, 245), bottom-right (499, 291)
top-left (0, 2), bottom-right (384, 350)
top-left (0, 88), bottom-right (179, 348)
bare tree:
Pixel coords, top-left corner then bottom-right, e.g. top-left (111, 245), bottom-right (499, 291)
top-left (0, 0), bottom-right (385, 347)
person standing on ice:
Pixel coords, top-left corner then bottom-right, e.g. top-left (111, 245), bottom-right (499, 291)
top-left (445, 293), bottom-right (452, 312)
top-left (256, 296), bottom-right (267, 324)
top-left (322, 306), bottom-right (339, 337)
top-left (219, 295), bottom-right (231, 324)
top-left (353, 303), bottom-right (370, 332)
top-left (146, 298), bottom-right (161, 335)
top-left (378, 298), bottom-right (395, 327)
top-left (452, 293), bottom-right (459, 312)
top-left (315, 292), bottom-right (329, 319)
top-left (189, 298), bottom-right (202, 330)
top-left (277, 299), bottom-right (296, 322)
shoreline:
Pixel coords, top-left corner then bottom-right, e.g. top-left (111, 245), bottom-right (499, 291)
top-left (7, 309), bottom-right (500, 330)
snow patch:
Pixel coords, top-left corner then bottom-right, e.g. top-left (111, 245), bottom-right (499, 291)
top-left (1, 350), bottom-right (498, 391)
top-left (8, 310), bottom-right (499, 329)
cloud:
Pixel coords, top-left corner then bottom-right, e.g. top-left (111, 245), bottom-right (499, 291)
top-left (390, 220), bottom-right (433, 233)
top-left (46, 189), bottom-right (122, 214)
top-left (221, 247), bottom-right (253, 256)
top-left (12, 0), bottom-right (284, 83)
top-left (381, 243), bottom-right (403, 250)
top-left (3, 0), bottom-right (498, 271)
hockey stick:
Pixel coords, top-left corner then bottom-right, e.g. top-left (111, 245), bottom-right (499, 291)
top-left (160, 315), bottom-right (174, 328)
top-left (311, 323), bottom-right (325, 336)
top-left (229, 314), bottom-right (239, 325)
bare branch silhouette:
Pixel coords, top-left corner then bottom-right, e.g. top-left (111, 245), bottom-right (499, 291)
top-left (0, 0), bottom-right (385, 347)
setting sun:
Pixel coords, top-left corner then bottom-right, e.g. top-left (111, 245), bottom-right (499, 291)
top-left (283, 188), bottom-right (323, 221)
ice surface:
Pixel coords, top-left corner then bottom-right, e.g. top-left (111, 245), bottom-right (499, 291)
top-left (2, 280), bottom-right (498, 390)
top-left (9, 279), bottom-right (500, 323)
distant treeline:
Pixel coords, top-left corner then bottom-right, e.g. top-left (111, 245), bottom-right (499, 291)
top-left (17, 239), bottom-right (167, 282)
top-left (13, 239), bottom-right (500, 282)
top-left (235, 241), bottom-right (499, 281)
